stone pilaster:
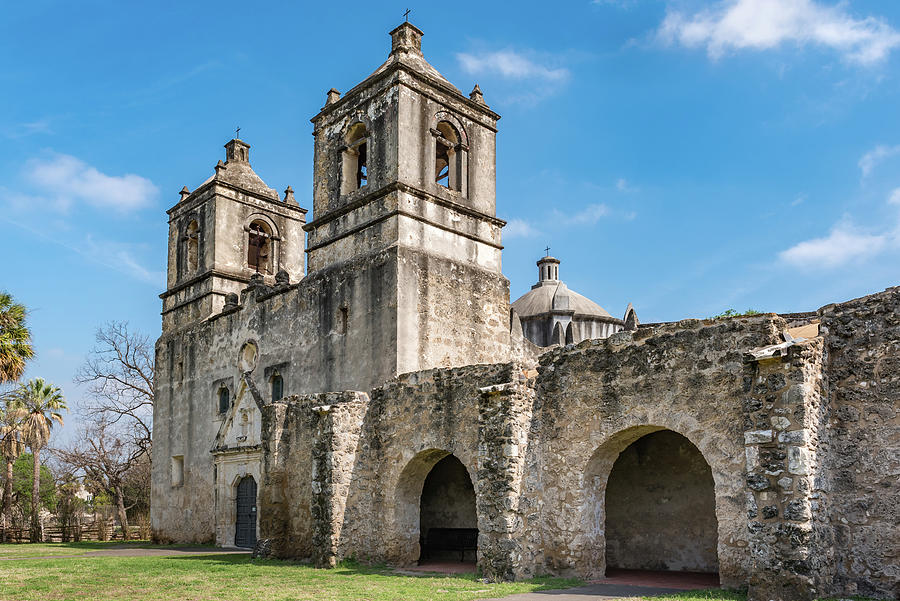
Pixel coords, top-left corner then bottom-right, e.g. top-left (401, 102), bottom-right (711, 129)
top-left (477, 368), bottom-right (536, 580)
top-left (309, 392), bottom-right (368, 567)
top-left (743, 339), bottom-right (834, 601)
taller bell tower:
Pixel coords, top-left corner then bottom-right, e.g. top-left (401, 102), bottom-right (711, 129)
top-left (305, 22), bottom-right (511, 383)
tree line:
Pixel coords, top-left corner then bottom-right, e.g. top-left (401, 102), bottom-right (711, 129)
top-left (0, 292), bottom-right (154, 542)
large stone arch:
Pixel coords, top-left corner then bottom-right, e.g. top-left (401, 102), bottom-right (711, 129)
top-left (576, 418), bottom-right (746, 586)
top-left (384, 447), bottom-right (478, 566)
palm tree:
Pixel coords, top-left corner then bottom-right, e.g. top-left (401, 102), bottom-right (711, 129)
top-left (0, 292), bottom-right (34, 384)
top-left (0, 401), bottom-right (25, 542)
top-left (13, 379), bottom-right (66, 542)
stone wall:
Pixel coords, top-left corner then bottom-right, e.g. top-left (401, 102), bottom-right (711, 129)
top-left (820, 287), bottom-right (900, 600)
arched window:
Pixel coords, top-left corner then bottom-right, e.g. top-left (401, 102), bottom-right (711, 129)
top-left (217, 386), bottom-right (229, 415)
top-left (247, 220), bottom-right (273, 274)
top-left (186, 220), bottom-right (199, 274)
top-left (341, 123), bottom-right (368, 194)
top-left (433, 121), bottom-right (466, 193)
top-left (271, 372), bottom-right (283, 401)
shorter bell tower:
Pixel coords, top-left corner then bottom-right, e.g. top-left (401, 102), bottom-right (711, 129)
top-left (161, 139), bottom-right (307, 331)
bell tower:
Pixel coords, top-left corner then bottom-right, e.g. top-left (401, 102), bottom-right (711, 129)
top-left (161, 138), bottom-right (307, 331)
top-left (304, 22), bottom-right (512, 383)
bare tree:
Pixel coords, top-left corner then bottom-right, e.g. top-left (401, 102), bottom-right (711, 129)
top-left (75, 322), bottom-right (154, 457)
top-left (55, 417), bottom-right (148, 540)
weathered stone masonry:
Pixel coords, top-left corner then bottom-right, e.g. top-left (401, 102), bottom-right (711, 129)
top-left (152, 20), bottom-right (900, 601)
top-left (248, 297), bottom-right (899, 600)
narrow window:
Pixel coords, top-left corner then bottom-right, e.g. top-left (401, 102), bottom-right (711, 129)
top-left (186, 220), bottom-right (199, 274)
top-left (434, 121), bottom-right (462, 191)
top-left (271, 373), bottom-right (283, 401)
top-left (247, 221), bottom-right (272, 274)
top-left (217, 387), bottom-right (229, 414)
top-left (171, 455), bottom-right (184, 487)
top-left (339, 307), bottom-right (349, 334)
top-left (341, 123), bottom-right (368, 194)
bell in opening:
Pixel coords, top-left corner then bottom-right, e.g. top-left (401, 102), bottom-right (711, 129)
top-left (247, 221), bottom-right (272, 274)
top-left (342, 123), bottom-right (369, 194)
top-left (434, 121), bottom-right (461, 190)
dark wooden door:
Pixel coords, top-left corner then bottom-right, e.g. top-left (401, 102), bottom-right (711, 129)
top-left (235, 476), bottom-right (257, 548)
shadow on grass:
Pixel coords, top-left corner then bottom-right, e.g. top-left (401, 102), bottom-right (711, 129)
top-left (167, 555), bottom-right (579, 591)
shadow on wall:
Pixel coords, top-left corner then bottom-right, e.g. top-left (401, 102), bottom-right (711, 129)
top-left (605, 430), bottom-right (718, 573)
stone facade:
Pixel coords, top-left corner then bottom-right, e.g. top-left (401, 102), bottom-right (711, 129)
top-left (151, 21), bottom-right (900, 601)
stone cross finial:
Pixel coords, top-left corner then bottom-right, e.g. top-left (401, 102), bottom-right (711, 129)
top-left (283, 186), bottom-right (296, 204)
top-left (326, 88), bottom-right (341, 105)
top-left (179, 186), bottom-right (191, 201)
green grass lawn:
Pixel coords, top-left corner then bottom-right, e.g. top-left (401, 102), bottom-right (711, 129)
top-left (0, 549), bottom-right (884, 601)
top-left (0, 541), bottom-right (158, 558)
top-left (0, 554), bottom-right (579, 601)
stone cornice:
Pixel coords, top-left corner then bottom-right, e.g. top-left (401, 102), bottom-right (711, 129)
top-left (167, 179), bottom-right (308, 220)
top-left (304, 180), bottom-right (506, 232)
top-left (311, 60), bottom-right (500, 128)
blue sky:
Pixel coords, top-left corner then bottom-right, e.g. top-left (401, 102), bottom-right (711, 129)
top-left (3, 0), bottom-right (900, 437)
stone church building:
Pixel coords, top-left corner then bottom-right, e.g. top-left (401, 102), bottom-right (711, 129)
top-left (151, 22), bottom-right (900, 601)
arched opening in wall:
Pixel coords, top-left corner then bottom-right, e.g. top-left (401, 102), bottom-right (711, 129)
top-left (247, 220), bottom-right (272, 274)
top-left (342, 122), bottom-right (368, 194)
top-left (603, 430), bottom-right (719, 585)
top-left (185, 220), bottom-right (199, 274)
top-left (434, 121), bottom-right (463, 191)
top-left (392, 449), bottom-right (478, 570)
top-left (235, 475), bottom-right (257, 548)
top-left (419, 455), bottom-right (478, 565)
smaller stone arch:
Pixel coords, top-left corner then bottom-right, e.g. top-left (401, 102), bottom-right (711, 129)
top-left (430, 111), bottom-right (468, 146)
top-left (387, 448), bottom-right (478, 566)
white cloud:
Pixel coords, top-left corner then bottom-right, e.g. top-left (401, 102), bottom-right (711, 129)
top-left (779, 221), bottom-right (894, 268)
top-left (859, 144), bottom-right (900, 178)
top-left (504, 218), bottom-right (541, 239)
top-left (564, 203), bottom-right (610, 226)
top-left (4, 119), bottom-right (53, 139)
top-left (889, 188), bottom-right (900, 205)
top-left (24, 153), bottom-right (158, 212)
top-left (659, 0), bottom-right (900, 65)
top-left (616, 178), bottom-right (628, 191)
top-left (457, 50), bottom-right (569, 81)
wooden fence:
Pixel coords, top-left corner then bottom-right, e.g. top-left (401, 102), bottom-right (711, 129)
top-left (0, 520), bottom-right (145, 543)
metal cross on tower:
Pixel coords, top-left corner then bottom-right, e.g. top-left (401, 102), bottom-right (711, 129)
top-left (235, 126), bottom-right (241, 139)
top-left (545, 246), bottom-right (551, 257)
top-left (403, 8), bottom-right (410, 21)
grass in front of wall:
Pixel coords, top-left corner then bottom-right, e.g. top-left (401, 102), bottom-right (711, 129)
top-left (0, 540), bottom-right (156, 558)
top-left (642, 590), bottom-right (747, 600)
top-left (0, 554), bottom-right (579, 601)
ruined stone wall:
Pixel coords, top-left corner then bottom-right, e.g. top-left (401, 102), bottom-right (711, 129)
top-left (605, 430), bottom-right (718, 572)
top-left (531, 318), bottom-right (786, 587)
top-left (820, 287), bottom-right (900, 600)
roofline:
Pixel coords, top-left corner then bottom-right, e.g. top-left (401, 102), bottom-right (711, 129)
top-left (311, 59), bottom-right (501, 125)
